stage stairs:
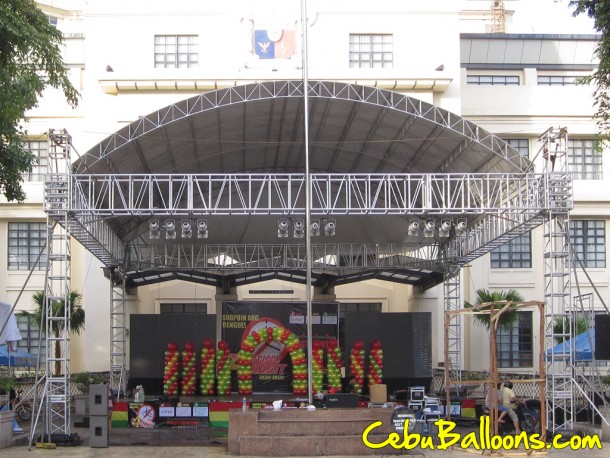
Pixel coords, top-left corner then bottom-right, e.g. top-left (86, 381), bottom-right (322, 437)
top-left (229, 407), bottom-right (407, 456)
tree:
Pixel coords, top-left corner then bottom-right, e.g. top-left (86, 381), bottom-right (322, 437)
top-left (570, 1), bottom-right (610, 138)
top-left (17, 291), bottom-right (85, 376)
top-left (464, 288), bottom-right (524, 330)
top-left (0, 0), bottom-right (79, 202)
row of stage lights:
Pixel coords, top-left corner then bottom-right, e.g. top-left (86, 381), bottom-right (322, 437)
top-left (149, 217), bottom-right (464, 240)
top-left (408, 218), bottom-right (468, 238)
top-left (149, 219), bottom-right (208, 239)
top-left (277, 218), bottom-right (336, 238)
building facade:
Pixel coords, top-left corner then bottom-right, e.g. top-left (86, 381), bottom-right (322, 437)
top-left (0, 0), bottom-right (604, 382)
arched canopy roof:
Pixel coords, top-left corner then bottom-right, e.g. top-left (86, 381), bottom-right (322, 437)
top-left (77, 80), bottom-right (529, 178)
top-left (73, 80), bottom-right (534, 288)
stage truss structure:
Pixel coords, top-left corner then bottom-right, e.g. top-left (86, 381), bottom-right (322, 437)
top-left (37, 120), bottom-right (605, 435)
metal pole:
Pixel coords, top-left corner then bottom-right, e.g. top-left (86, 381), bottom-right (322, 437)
top-left (301, 0), bottom-right (313, 406)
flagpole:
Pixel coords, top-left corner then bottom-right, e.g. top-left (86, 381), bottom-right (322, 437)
top-left (300, 0), bottom-right (313, 406)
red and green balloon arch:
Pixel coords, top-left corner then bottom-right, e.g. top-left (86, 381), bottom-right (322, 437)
top-left (236, 326), bottom-right (307, 395)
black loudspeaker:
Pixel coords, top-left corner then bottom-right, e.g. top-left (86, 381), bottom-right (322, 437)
top-left (326, 393), bottom-right (359, 408)
top-left (594, 314), bottom-right (610, 360)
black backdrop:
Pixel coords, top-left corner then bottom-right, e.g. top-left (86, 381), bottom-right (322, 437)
top-left (130, 313), bottom-right (216, 393)
top-left (344, 311), bottom-right (432, 393)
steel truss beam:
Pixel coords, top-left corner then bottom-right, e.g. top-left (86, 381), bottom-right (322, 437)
top-left (66, 171), bottom-right (554, 271)
top-left (124, 242), bottom-right (443, 272)
top-left (71, 172), bottom-right (545, 216)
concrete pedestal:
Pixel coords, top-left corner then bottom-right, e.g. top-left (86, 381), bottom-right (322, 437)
top-left (0, 410), bottom-right (15, 449)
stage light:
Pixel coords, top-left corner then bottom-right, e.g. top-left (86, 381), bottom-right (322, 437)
top-left (408, 221), bottom-right (420, 237)
top-left (310, 219), bottom-right (320, 236)
top-left (293, 219), bottom-right (305, 238)
top-left (181, 219), bottom-right (192, 238)
top-left (438, 219), bottom-right (451, 238)
top-left (324, 219), bottom-right (336, 236)
top-left (197, 219), bottom-right (208, 238)
top-left (278, 218), bottom-right (289, 238)
top-left (165, 219), bottom-right (176, 239)
top-left (149, 219), bottom-right (160, 239)
top-left (423, 220), bottom-right (435, 238)
top-left (456, 219), bottom-right (467, 234)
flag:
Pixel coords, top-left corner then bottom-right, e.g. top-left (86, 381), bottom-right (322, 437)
top-left (254, 29), bottom-right (296, 59)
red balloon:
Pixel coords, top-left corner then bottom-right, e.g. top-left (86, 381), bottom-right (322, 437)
top-left (167, 342), bottom-right (178, 351)
top-left (218, 340), bottom-right (229, 350)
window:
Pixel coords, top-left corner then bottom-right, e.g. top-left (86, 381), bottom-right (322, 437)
top-left (537, 76), bottom-right (578, 86)
top-left (570, 220), bottom-right (606, 268)
top-left (497, 311), bottom-right (533, 368)
top-left (47, 16), bottom-right (58, 27)
top-left (24, 140), bottom-right (48, 182)
top-left (154, 35), bottom-right (198, 68)
top-left (349, 34), bottom-right (393, 68)
top-left (160, 303), bottom-right (207, 314)
top-left (8, 223), bottom-right (47, 271)
top-left (466, 75), bottom-right (519, 85)
top-left (568, 139), bottom-right (602, 180)
top-left (16, 315), bottom-right (45, 366)
top-left (504, 138), bottom-right (529, 157)
top-left (490, 233), bottom-right (532, 268)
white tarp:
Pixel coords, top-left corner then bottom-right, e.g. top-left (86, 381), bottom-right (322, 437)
top-left (0, 301), bottom-right (22, 350)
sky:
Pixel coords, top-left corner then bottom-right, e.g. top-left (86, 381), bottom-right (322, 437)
top-left (511, 0), bottom-right (597, 34)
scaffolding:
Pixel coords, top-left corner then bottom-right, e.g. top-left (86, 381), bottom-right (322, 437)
top-left (40, 129), bottom-right (73, 439)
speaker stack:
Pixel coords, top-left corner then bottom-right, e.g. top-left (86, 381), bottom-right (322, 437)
top-left (89, 384), bottom-right (109, 448)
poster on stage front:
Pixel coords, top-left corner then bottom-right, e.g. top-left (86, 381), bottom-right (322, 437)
top-left (221, 301), bottom-right (339, 393)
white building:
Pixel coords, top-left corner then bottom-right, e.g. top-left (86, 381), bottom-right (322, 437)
top-left (1, 1), bottom-right (605, 396)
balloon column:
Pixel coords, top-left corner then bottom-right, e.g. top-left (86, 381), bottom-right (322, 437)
top-left (181, 341), bottom-right (197, 396)
top-left (236, 326), bottom-right (308, 395)
top-left (236, 331), bottom-right (256, 396)
top-left (368, 339), bottom-right (384, 386)
top-left (326, 338), bottom-right (343, 394)
top-left (216, 340), bottom-right (232, 396)
top-left (162, 341), bottom-right (180, 396)
top-left (311, 340), bottom-right (324, 394)
top-left (199, 338), bottom-right (216, 395)
top-left (349, 340), bottom-right (365, 395)
top-left (285, 330), bottom-right (308, 395)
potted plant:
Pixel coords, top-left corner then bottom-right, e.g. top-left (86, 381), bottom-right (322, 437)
top-left (72, 372), bottom-right (104, 394)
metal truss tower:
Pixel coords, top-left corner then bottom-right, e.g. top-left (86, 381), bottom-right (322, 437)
top-left (541, 127), bottom-right (574, 433)
top-left (109, 268), bottom-right (127, 399)
top-left (444, 267), bottom-right (462, 384)
top-left (41, 129), bottom-right (73, 437)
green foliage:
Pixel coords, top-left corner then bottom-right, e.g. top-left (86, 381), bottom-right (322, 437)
top-left (552, 316), bottom-right (589, 344)
top-left (0, 367), bottom-right (15, 393)
top-left (72, 371), bottom-right (104, 386)
top-left (0, 0), bottom-right (79, 202)
top-left (570, 1), bottom-right (610, 140)
top-left (464, 288), bottom-right (524, 330)
top-left (17, 290), bottom-right (85, 375)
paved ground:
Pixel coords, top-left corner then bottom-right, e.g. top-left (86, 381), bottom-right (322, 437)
top-left (5, 417), bottom-right (606, 458)
top-left (3, 443), bottom-right (607, 458)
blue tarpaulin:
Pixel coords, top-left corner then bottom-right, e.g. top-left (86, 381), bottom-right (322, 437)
top-left (547, 330), bottom-right (595, 361)
top-left (0, 345), bottom-right (36, 367)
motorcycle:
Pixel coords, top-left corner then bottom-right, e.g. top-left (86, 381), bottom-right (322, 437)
top-left (14, 390), bottom-right (32, 422)
top-left (498, 402), bottom-right (538, 435)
